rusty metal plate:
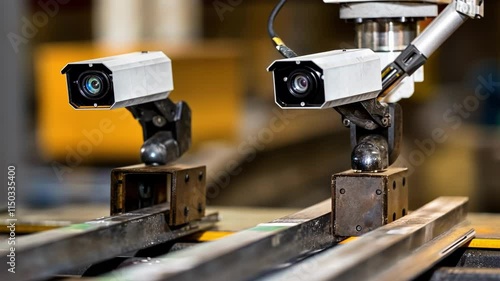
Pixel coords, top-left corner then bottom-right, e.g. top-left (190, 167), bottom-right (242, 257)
top-left (332, 167), bottom-right (408, 237)
top-left (111, 164), bottom-right (206, 226)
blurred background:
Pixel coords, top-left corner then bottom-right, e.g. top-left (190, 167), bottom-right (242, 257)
top-left (1, 0), bottom-right (499, 213)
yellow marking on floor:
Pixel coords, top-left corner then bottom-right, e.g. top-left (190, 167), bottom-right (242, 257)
top-left (339, 237), bottom-right (358, 244)
top-left (466, 238), bottom-right (500, 249)
top-left (189, 231), bottom-right (234, 242)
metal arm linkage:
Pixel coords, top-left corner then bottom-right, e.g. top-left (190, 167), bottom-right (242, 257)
top-left (337, 0), bottom-right (484, 172)
top-left (127, 99), bottom-right (192, 166)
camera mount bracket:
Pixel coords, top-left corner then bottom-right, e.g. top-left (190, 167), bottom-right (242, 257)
top-left (127, 98), bottom-right (192, 166)
top-left (343, 102), bottom-right (403, 172)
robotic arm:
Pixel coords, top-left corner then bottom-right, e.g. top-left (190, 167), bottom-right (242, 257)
top-left (379, 0), bottom-right (484, 99)
top-left (268, 0), bottom-right (484, 172)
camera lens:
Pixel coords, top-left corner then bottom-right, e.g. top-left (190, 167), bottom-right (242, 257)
top-left (84, 76), bottom-right (102, 96)
top-left (78, 71), bottom-right (109, 99)
top-left (292, 75), bottom-right (309, 94)
top-left (287, 69), bottom-right (317, 98)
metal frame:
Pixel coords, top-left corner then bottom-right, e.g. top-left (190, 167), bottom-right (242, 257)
top-left (97, 200), bottom-right (333, 281)
top-left (332, 167), bottom-right (409, 238)
top-left (0, 204), bottom-right (218, 281)
top-left (111, 164), bottom-right (206, 226)
top-left (263, 197), bottom-right (472, 281)
top-left (91, 197), bottom-right (471, 281)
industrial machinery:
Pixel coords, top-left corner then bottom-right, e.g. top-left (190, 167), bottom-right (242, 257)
top-left (268, 0), bottom-right (483, 238)
top-left (2, 1), bottom-right (499, 281)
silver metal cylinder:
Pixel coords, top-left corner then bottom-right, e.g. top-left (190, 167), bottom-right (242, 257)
top-left (412, 3), bottom-right (469, 58)
top-left (355, 20), bottom-right (419, 52)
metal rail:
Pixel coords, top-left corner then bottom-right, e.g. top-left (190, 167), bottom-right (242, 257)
top-left (96, 200), bottom-right (333, 281)
top-left (262, 197), bottom-right (472, 281)
top-left (0, 203), bottom-right (218, 281)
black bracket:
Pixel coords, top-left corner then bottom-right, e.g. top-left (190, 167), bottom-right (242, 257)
top-left (127, 98), bottom-right (191, 166)
top-left (335, 99), bottom-right (391, 131)
top-left (340, 102), bottom-right (402, 172)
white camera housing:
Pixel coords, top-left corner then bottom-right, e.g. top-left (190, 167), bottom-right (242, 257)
top-left (62, 51), bottom-right (173, 110)
top-left (268, 49), bottom-right (381, 109)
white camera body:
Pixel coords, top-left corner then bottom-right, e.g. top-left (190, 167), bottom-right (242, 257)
top-left (268, 49), bottom-right (382, 109)
top-left (62, 51), bottom-right (173, 110)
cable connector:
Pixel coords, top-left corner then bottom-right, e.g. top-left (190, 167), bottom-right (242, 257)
top-left (456, 0), bottom-right (484, 19)
top-left (272, 37), bottom-right (298, 58)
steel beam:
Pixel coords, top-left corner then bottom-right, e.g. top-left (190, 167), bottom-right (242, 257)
top-left (262, 197), bottom-right (472, 281)
top-left (96, 200), bottom-right (333, 281)
top-left (0, 204), bottom-right (218, 281)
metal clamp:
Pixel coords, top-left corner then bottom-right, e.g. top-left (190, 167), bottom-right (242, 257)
top-left (456, 0), bottom-right (484, 19)
top-left (111, 164), bottom-right (207, 226)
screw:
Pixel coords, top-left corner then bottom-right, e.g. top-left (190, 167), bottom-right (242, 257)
top-left (376, 189), bottom-right (382, 195)
top-left (342, 119), bottom-right (351, 127)
top-left (198, 171), bottom-right (204, 181)
top-left (198, 203), bottom-right (203, 213)
top-left (356, 225), bottom-right (362, 232)
top-left (184, 207), bottom-right (189, 216)
top-left (185, 174), bottom-right (190, 183)
top-left (340, 188), bottom-right (346, 194)
top-left (381, 117), bottom-right (390, 126)
top-left (283, 77), bottom-right (288, 82)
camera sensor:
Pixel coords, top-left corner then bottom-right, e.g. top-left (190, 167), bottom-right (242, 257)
top-left (287, 68), bottom-right (319, 98)
top-left (289, 72), bottom-right (311, 97)
top-left (78, 71), bottom-right (110, 100)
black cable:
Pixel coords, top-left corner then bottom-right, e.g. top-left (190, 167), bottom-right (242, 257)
top-left (267, 0), bottom-right (298, 58)
top-left (267, 0), bottom-right (286, 38)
